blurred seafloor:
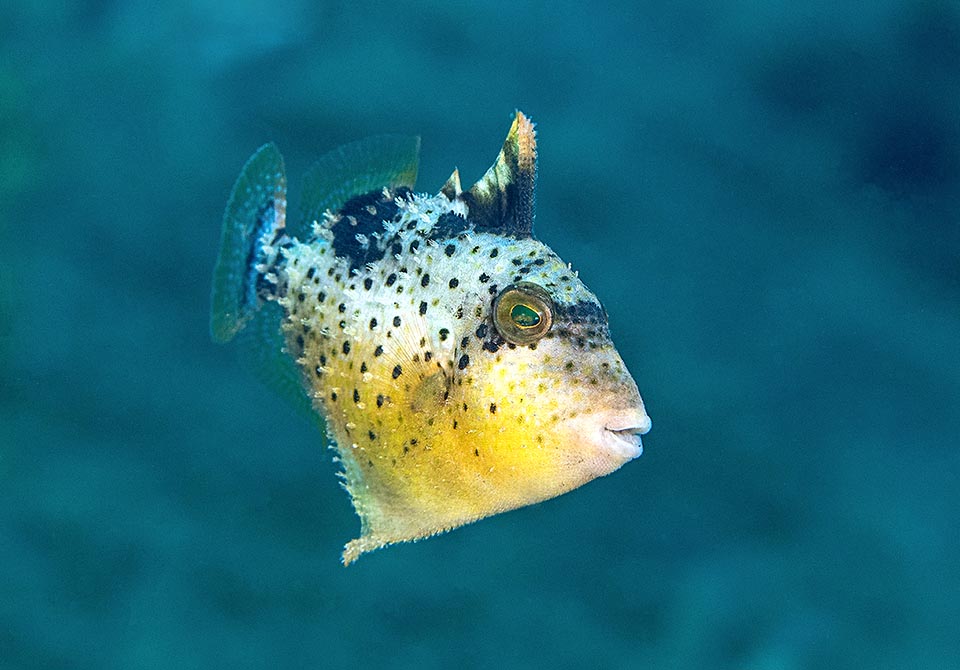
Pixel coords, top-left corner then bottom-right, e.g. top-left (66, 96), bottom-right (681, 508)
top-left (1, 2), bottom-right (958, 669)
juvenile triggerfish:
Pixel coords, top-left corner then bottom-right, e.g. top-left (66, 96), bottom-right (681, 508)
top-left (211, 112), bottom-right (651, 564)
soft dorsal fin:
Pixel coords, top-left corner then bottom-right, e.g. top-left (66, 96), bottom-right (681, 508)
top-left (463, 111), bottom-right (537, 237)
top-left (295, 135), bottom-right (420, 239)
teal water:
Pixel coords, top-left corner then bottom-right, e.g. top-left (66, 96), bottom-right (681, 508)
top-left (1, 2), bottom-right (958, 668)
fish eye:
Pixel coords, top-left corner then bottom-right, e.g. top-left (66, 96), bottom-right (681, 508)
top-left (493, 283), bottom-right (553, 344)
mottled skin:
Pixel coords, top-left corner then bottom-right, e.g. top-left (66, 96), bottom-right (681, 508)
top-left (214, 113), bottom-right (651, 564)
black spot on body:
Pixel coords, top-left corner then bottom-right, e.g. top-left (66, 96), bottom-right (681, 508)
top-left (392, 365), bottom-right (402, 379)
top-left (420, 274), bottom-right (430, 287)
top-left (342, 341), bottom-right (351, 355)
top-left (386, 273), bottom-right (397, 287)
top-left (393, 315), bottom-right (401, 327)
top-left (490, 403), bottom-right (497, 414)
top-left (444, 244), bottom-right (456, 257)
top-left (363, 277), bottom-right (373, 290)
top-left (374, 345), bottom-right (384, 357)
top-left (457, 354), bottom-right (469, 370)
top-left (475, 324), bottom-right (488, 339)
top-left (449, 278), bottom-right (459, 288)
top-left (353, 389), bottom-right (360, 403)
top-left (370, 317), bottom-right (378, 329)
top-left (419, 301), bottom-right (428, 315)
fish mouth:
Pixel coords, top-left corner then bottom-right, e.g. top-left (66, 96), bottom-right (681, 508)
top-left (601, 414), bottom-right (652, 460)
top-left (567, 409), bottom-right (652, 465)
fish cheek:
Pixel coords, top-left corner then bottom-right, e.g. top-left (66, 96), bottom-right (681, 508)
top-left (409, 370), bottom-right (449, 415)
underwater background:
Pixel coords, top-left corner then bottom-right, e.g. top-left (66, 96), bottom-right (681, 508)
top-left (1, 1), bottom-right (958, 668)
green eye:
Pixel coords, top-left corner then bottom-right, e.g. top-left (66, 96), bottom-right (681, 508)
top-left (510, 303), bottom-right (541, 328)
top-left (494, 283), bottom-right (553, 345)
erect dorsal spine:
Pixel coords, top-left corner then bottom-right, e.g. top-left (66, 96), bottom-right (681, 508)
top-left (462, 111), bottom-right (537, 238)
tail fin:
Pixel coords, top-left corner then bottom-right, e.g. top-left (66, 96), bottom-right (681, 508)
top-left (210, 143), bottom-right (286, 343)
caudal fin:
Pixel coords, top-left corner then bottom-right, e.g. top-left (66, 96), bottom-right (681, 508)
top-left (210, 143), bottom-right (287, 343)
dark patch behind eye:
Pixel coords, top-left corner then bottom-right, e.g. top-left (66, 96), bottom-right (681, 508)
top-left (553, 300), bottom-right (609, 327)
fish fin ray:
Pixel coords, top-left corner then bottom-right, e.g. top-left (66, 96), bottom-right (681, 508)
top-left (296, 135), bottom-right (420, 238)
top-left (234, 301), bottom-right (324, 428)
top-left (211, 143), bottom-right (286, 342)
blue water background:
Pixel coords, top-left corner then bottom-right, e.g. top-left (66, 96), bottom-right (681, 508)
top-left (1, 2), bottom-right (958, 668)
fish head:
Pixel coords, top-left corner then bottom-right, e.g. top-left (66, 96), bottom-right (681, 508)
top-left (448, 234), bottom-right (651, 498)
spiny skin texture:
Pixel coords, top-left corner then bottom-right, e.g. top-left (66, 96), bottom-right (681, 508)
top-left (217, 113), bottom-right (651, 564)
top-left (278, 192), bottom-right (646, 562)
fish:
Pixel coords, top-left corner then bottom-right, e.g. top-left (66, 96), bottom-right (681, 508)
top-left (211, 112), bottom-right (651, 565)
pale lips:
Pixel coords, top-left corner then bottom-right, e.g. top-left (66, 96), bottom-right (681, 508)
top-left (601, 412), bottom-right (652, 460)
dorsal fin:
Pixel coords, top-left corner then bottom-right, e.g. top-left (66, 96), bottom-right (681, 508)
top-left (439, 168), bottom-right (462, 199)
top-left (463, 111), bottom-right (537, 237)
top-left (295, 135), bottom-right (420, 239)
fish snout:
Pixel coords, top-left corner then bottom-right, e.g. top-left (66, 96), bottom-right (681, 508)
top-left (601, 410), bottom-right (652, 460)
top-left (564, 407), bottom-right (652, 471)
